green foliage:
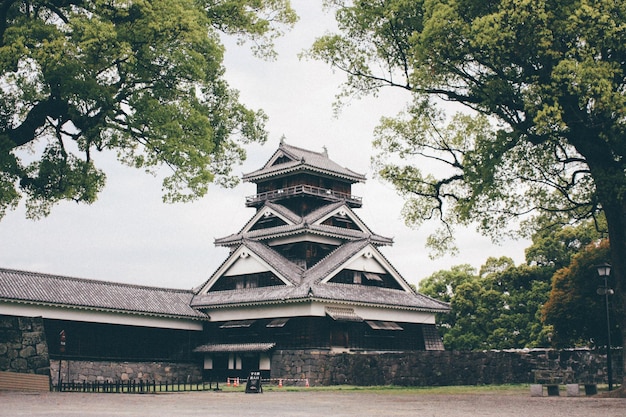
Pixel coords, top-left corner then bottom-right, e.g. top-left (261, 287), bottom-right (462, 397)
top-left (313, 2), bottom-right (626, 369)
top-left (420, 258), bottom-right (553, 350)
top-left (542, 239), bottom-right (616, 348)
top-left (309, 0), bottom-right (626, 257)
top-left (419, 220), bottom-right (613, 350)
top-left (524, 214), bottom-right (606, 269)
top-left (0, 0), bottom-right (297, 218)
top-left (418, 264), bottom-right (476, 303)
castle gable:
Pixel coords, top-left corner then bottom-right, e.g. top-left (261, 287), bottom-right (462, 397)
top-left (307, 203), bottom-right (371, 235)
top-left (243, 142), bottom-right (366, 183)
top-left (242, 203), bottom-right (299, 233)
top-left (196, 242), bottom-right (301, 294)
top-left (308, 242), bottom-right (413, 293)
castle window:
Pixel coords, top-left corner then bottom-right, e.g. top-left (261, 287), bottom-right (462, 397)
top-left (366, 321), bottom-right (403, 331)
top-left (209, 272), bottom-right (284, 292)
top-left (363, 272), bottom-right (383, 282)
top-left (219, 320), bottom-right (255, 329)
top-left (266, 318), bottom-right (290, 328)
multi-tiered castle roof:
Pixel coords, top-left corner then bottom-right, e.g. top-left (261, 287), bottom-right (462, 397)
top-left (191, 141), bottom-right (449, 320)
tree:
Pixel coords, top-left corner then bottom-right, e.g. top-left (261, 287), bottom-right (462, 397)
top-left (310, 0), bottom-right (626, 385)
top-left (0, 0), bottom-right (297, 219)
top-left (542, 239), bottom-right (617, 348)
top-left (418, 264), bottom-right (475, 346)
top-left (420, 259), bottom-right (552, 350)
top-left (525, 215), bottom-right (605, 269)
top-left (418, 263), bottom-right (476, 303)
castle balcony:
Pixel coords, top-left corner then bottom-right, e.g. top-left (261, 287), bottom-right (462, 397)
top-left (246, 184), bottom-right (362, 208)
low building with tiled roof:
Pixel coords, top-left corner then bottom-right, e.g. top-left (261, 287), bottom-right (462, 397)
top-left (0, 268), bottom-right (207, 325)
top-left (0, 268), bottom-right (207, 377)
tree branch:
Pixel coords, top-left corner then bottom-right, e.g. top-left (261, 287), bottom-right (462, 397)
top-left (2, 97), bottom-right (69, 149)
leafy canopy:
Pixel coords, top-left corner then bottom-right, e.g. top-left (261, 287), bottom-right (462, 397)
top-left (419, 219), bottom-right (606, 350)
top-left (309, 0), bottom-right (625, 253)
top-left (0, 0), bottom-right (297, 219)
top-left (542, 239), bottom-right (617, 348)
top-left (420, 258), bottom-right (554, 350)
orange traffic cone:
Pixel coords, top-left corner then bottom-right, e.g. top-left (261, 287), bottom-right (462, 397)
top-left (305, 378), bottom-right (310, 388)
top-left (278, 379), bottom-right (283, 388)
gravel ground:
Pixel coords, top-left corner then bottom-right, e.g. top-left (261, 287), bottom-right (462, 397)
top-left (1, 390), bottom-right (625, 417)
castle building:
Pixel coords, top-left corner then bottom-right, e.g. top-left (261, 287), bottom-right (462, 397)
top-left (190, 141), bottom-right (449, 380)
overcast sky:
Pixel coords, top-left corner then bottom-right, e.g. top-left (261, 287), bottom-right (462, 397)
top-left (0, 1), bottom-right (529, 289)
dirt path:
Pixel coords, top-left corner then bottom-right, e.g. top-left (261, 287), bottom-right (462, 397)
top-left (1, 390), bottom-right (625, 417)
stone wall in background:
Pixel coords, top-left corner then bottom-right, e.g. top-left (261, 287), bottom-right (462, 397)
top-left (0, 315), bottom-right (50, 376)
top-left (271, 348), bottom-right (623, 386)
top-left (2, 313), bottom-right (621, 388)
top-left (49, 359), bottom-right (203, 384)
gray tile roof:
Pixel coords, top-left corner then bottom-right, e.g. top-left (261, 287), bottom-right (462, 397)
top-left (215, 202), bottom-right (393, 246)
top-left (215, 222), bottom-right (393, 246)
top-left (302, 200), bottom-right (347, 221)
top-left (0, 268), bottom-right (207, 319)
top-left (191, 284), bottom-right (299, 308)
top-left (243, 142), bottom-right (366, 183)
top-left (191, 238), bottom-right (450, 313)
top-left (311, 283), bottom-right (451, 311)
top-left (302, 239), bottom-right (372, 283)
top-left (243, 239), bottom-right (304, 284)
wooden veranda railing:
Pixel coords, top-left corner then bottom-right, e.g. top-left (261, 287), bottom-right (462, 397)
top-left (245, 184), bottom-right (362, 207)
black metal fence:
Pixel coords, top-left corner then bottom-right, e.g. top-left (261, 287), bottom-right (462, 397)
top-left (55, 379), bottom-right (220, 393)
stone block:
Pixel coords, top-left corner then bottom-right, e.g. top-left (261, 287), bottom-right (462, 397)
top-left (36, 343), bottom-right (48, 356)
top-left (0, 316), bottom-right (17, 328)
top-left (566, 384), bottom-right (579, 396)
top-left (2, 330), bottom-right (21, 343)
top-left (11, 358), bottom-right (28, 371)
top-left (19, 346), bottom-right (36, 358)
top-left (28, 355), bottom-right (49, 370)
top-left (22, 331), bottom-right (43, 346)
top-left (17, 317), bottom-right (33, 331)
top-left (530, 384), bottom-right (543, 397)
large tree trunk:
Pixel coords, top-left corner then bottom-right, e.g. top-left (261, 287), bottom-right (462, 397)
top-left (603, 202), bottom-right (626, 389)
top-left (579, 128), bottom-right (626, 390)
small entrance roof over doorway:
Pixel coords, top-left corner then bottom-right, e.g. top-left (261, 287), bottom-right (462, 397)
top-left (325, 306), bottom-right (363, 322)
top-left (193, 342), bottom-right (276, 353)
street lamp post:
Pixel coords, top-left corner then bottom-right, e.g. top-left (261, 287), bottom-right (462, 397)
top-left (596, 263), bottom-right (613, 391)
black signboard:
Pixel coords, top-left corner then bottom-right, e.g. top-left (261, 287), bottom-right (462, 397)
top-left (245, 371), bottom-right (262, 394)
top-left (59, 330), bottom-right (66, 353)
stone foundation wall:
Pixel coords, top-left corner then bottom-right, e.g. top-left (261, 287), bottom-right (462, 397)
top-left (0, 315), bottom-right (50, 376)
top-left (271, 349), bottom-right (623, 386)
top-left (49, 359), bottom-right (203, 385)
top-left (2, 314), bottom-right (621, 388)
